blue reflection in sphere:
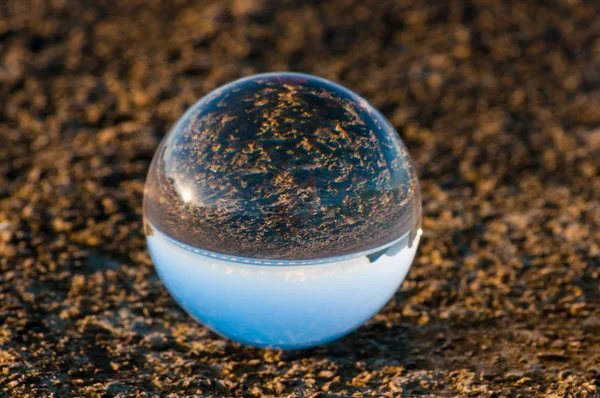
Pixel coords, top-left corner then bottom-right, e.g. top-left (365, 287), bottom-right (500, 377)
top-left (143, 72), bottom-right (422, 349)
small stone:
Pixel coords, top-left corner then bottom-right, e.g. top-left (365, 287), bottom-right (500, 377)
top-left (537, 352), bottom-right (568, 361)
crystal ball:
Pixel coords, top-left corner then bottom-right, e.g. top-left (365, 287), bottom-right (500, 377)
top-left (143, 72), bottom-right (422, 349)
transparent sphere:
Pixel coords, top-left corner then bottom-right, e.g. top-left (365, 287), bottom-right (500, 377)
top-left (143, 72), bottom-right (421, 349)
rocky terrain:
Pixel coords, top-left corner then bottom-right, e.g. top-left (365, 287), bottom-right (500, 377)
top-left (1, 0), bottom-right (599, 396)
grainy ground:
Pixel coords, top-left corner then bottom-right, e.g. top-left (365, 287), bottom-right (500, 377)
top-left (1, 0), bottom-right (599, 396)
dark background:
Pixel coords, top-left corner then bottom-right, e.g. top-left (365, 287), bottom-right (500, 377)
top-left (1, 0), bottom-right (599, 396)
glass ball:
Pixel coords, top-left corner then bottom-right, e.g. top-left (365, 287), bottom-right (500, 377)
top-left (143, 72), bottom-right (422, 349)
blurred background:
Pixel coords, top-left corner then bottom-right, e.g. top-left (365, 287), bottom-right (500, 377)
top-left (1, 0), bottom-right (599, 396)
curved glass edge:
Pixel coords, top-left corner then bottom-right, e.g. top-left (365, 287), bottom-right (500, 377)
top-left (145, 219), bottom-right (422, 267)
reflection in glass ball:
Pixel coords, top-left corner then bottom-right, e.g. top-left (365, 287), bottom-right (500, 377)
top-left (143, 72), bottom-right (422, 349)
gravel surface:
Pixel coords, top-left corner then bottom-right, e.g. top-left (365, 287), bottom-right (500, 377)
top-left (1, 0), bottom-right (599, 396)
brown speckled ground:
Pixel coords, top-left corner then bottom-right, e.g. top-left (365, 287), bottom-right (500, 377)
top-left (1, 0), bottom-right (599, 396)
